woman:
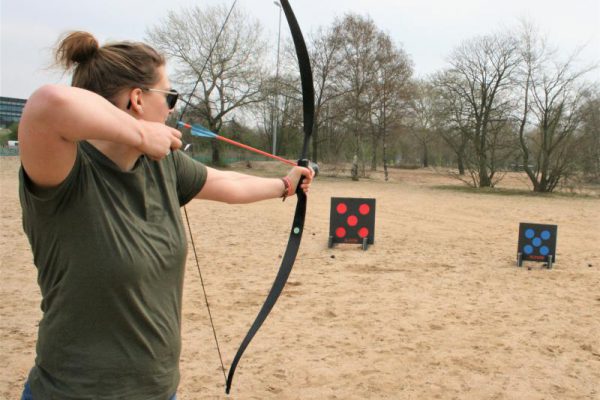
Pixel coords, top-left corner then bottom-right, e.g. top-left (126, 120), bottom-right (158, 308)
top-left (18, 31), bottom-right (313, 400)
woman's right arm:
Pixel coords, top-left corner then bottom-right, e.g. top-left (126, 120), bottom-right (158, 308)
top-left (18, 84), bottom-right (181, 187)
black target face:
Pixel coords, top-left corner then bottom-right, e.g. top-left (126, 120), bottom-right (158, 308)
top-left (517, 223), bottom-right (557, 263)
top-left (329, 198), bottom-right (376, 245)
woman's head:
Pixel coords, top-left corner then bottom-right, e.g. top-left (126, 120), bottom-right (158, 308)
top-left (55, 31), bottom-right (165, 105)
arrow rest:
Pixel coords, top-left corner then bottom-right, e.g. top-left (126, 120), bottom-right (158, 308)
top-left (309, 161), bottom-right (319, 177)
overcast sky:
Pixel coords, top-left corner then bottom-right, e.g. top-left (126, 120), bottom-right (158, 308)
top-left (1, 0), bottom-right (598, 99)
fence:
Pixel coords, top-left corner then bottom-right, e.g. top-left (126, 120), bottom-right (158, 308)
top-left (0, 147), bottom-right (19, 156)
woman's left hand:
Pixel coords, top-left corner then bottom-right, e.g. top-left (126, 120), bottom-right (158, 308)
top-left (286, 165), bottom-right (315, 195)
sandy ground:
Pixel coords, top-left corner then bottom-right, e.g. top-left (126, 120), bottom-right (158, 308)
top-left (1, 156), bottom-right (599, 400)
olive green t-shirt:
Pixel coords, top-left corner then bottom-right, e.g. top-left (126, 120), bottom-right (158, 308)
top-left (19, 141), bottom-right (207, 400)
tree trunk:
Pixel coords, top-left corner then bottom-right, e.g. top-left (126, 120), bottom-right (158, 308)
top-left (383, 135), bottom-right (389, 181)
top-left (211, 141), bottom-right (221, 165)
top-left (477, 124), bottom-right (492, 187)
top-left (370, 134), bottom-right (378, 171)
top-left (457, 152), bottom-right (465, 175)
top-left (479, 169), bottom-right (492, 187)
top-left (311, 123), bottom-right (319, 163)
top-left (422, 143), bottom-right (429, 168)
top-left (534, 173), bottom-right (550, 192)
top-left (351, 154), bottom-right (359, 181)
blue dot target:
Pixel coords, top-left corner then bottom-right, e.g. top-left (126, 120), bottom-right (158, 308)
top-left (517, 222), bottom-right (557, 267)
top-left (329, 197), bottom-right (376, 249)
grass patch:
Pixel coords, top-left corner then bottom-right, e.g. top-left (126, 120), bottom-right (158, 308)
top-left (388, 164), bottom-right (421, 170)
top-left (432, 184), bottom-right (598, 199)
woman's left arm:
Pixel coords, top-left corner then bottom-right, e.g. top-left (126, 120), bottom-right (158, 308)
top-left (195, 165), bottom-right (314, 204)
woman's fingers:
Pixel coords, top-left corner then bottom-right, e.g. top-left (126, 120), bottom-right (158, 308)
top-left (138, 122), bottom-right (184, 160)
top-left (286, 165), bottom-right (314, 194)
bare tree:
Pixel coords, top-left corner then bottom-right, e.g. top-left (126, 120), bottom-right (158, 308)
top-left (333, 14), bottom-right (381, 176)
top-left (576, 87), bottom-right (600, 183)
top-left (431, 71), bottom-right (471, 175)
top-left (320, 14), bottom-right (413, 176)
top-left (369, 33), bottom-right (412, 177)
top-left (445, 33), bottom-right (521, 187)
top-left (515, 22), bottom-right (596, 192)
top-left (146, 4), bottom-right (268, 164)
top-left (406, 80), bottom-right (437, 168)
top-left (308, 25), bottom-right (346, 163)
top-left (252, 77), bottom-right (301, 157)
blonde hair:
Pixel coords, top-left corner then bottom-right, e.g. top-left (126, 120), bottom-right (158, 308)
top-left (55, 31), bottom-right (165, 103)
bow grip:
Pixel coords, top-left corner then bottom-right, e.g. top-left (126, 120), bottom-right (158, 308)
top-left (294, 159), bottom-right (319, 195)
top-left (296, 159), bottom-right (319, 176)
top-left (295, 159), bottom-right (308, 195)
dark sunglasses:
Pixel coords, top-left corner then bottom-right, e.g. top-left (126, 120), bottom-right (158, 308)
top-left (126, 87), bottom-right (179, 110)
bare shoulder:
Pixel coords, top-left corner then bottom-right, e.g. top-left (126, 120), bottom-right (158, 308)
top-left (19, 85), bottom-right (77, 188)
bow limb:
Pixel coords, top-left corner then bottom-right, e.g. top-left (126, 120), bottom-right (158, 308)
top-left (225, 0), bottom-right (314, 394)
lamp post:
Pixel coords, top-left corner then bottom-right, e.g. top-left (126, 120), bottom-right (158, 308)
top-left (272, 0), bottom-right (282, 155)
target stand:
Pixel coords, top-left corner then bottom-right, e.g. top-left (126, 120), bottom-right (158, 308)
top-left (517, 223), bottom-right (558, 269)
top-left (328, 197), bottom-right (376, 250)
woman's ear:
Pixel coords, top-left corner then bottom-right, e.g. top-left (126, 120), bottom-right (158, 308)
top-left (126, 88), bottom-right (144, 115)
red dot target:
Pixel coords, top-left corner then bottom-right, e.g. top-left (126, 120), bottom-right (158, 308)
top-left (329, 197), bottom-right (376, 248)
top-left (347, 215), bottom-right (358, 226)
top-left (336, 203), bottom-right (347, 214)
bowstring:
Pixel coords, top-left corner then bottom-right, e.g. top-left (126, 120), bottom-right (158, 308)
top-left (174, 0), bottom-right (239, 388)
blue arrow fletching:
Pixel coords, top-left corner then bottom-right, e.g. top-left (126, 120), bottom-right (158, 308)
top-left (179, 122), bottom-right (218, 139)
top-left (177, 121), bottom-right (215, 137)
top-left (190, 127), bottom-right (217, 139)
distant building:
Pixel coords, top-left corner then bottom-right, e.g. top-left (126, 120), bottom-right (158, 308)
top-left (0, 96), bottom-right (27, 127)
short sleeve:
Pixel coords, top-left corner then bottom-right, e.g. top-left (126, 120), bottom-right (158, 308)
top-left (19, 147), bottom-right (84, 216)
top-left (171, 150), bottom-right (207, 206)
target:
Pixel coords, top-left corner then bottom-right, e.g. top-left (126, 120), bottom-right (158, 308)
top-left (329, 197), bottom-right (376, 250)
top-left (517, 223), bottom-right (557, 269)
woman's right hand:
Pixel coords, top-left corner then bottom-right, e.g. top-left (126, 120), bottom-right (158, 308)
top-left (137, 121), bottom-right (183, 160)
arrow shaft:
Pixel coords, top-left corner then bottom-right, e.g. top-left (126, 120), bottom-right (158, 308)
top-left (214, 135), bottom-right (296, 166)
top-left (180, 122), bottom-right (297, 167)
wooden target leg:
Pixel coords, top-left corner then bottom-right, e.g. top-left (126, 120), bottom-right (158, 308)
top-left (362, 237), bottom-right (368, 251)
top-left (547, 256), bottom-right (553, 269)
top-left (328, 236), bottom-right (334, 249)
top-left (517, 252), bottom-right (523, 267)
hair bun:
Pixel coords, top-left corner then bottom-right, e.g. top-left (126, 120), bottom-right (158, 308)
top-left (55, 31), bottom-right (99, 69)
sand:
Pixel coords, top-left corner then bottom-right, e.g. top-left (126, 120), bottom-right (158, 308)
top-left (1, 156), bottom-right (599, 399)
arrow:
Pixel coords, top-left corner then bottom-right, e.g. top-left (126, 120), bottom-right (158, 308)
top-left (178, 121), bottom-right (298, 167)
